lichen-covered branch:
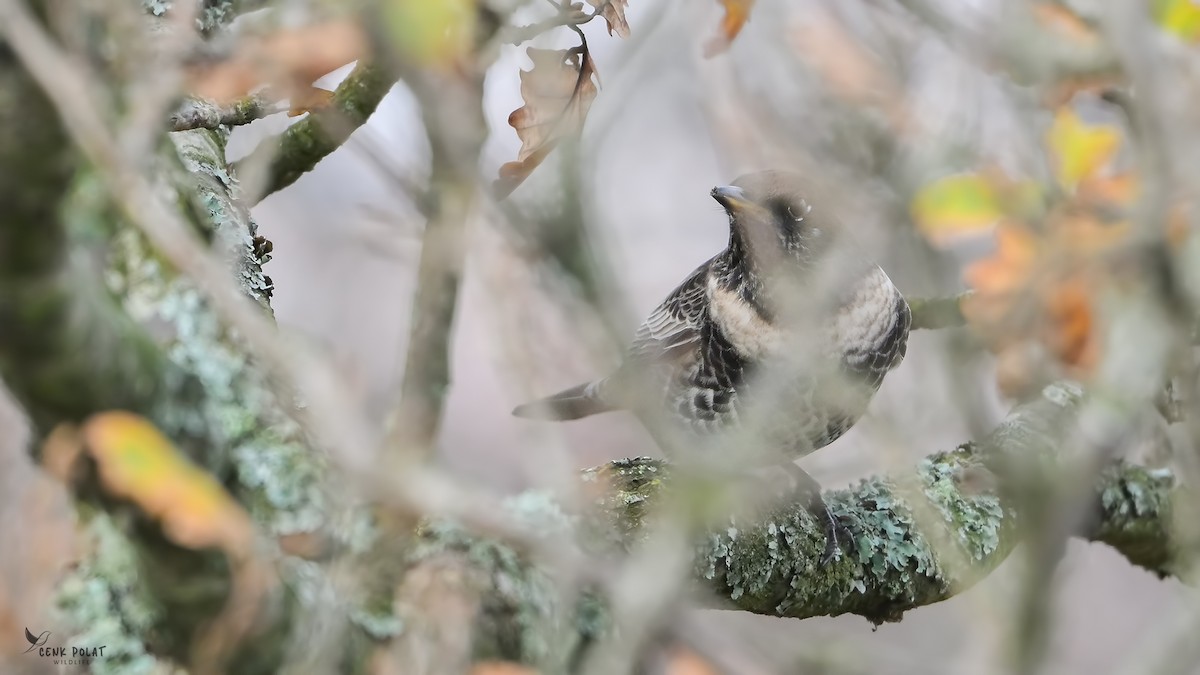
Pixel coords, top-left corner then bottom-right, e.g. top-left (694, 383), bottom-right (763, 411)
top-left (1, 10), bottom-right (335, 672)
top-left (169, 92), bottom-right (278, 132)
top-left (396, 383), bottom-right (1184, 670)
top-left (239, 62), bottom-right (391, 198)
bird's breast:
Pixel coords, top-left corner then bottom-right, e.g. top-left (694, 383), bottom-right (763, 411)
top-left (706, 274), bottom-right (784, 360)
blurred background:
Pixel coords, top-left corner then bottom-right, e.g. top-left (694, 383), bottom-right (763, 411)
top-left (231, 1), bottom-right (1190, 671)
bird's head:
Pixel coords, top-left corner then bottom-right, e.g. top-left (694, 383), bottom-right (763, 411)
top-left (711, 170), bottom-right (865, 315)
top-left (711, 170), bottom-right (839, 272)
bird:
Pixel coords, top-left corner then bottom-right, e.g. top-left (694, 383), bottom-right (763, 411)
top-left (513, 170), bottom-right (911, 559)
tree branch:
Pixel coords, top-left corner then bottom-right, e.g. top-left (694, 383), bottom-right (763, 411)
top-left (396, 382), bottom-right (1185, 668)
top-left (908, 292), bottom-right (970, 330)
top-left (169, 91), bottom-right (280, 132)
top-left (384, 66), bottom-right (486, 460)
top-left (238, 62), bottom-right (391, 199)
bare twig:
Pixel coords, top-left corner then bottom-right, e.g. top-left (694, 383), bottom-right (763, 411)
top-left (385, 66), bottom-right (487, 461)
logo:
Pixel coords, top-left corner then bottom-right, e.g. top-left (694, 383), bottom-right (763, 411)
top-left (23, 628), bottom-right (107, 666)
top-left (23, 628), bottom-right (49, 653)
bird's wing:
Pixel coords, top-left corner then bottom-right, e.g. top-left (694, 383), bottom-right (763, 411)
top-left (627, 262), bottom-right (711, 363)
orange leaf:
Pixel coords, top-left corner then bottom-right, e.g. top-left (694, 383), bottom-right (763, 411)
top-left (963, 223), bottom-right (1040, 296)
top-left (186, 19), bottom-right (366, 104)
top-left (704, 0), bottom-right (756, 57)
top-left (495, 46), bottom-right (599, 198)
top-left (1046, 107), bottom-right (1120, 190)
top-left (1042, 279), bottom-right (1097, 369)
top-left (665, 647), bottom-right (721, 675)
top-left (588, 0), bottom-right (631, 38)
top-left (82, 412), bottom-right (253, 555)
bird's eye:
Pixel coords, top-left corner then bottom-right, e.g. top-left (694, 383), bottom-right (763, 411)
top-left (781, 199), bottom-right (811, 225)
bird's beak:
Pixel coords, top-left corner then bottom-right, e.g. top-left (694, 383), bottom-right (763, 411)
top-left (711, 185), bottom-right (751, 213)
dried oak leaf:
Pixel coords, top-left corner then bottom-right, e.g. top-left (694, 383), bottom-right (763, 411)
top-left (82, 411), bottom-right (254, 555)
top-left (705, 0), bottom-right (756, 57)
top-left (496, 46), bottom-right (599, 199)
top-left (588, 0), bottom-right (631, 38)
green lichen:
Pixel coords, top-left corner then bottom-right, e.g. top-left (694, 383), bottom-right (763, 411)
top-left (403, 494), bottom-right (607, 670)
top-left (97, 125), bottom-right (328, 539)
top-left (1094, 462), bottom-right (1176, 575)
top-left (172, 129), bottom-right (274, 307)
top-left (920, 449), bottom-right (1010, 565)
top-left (55, 514), bottom-right (175, 675)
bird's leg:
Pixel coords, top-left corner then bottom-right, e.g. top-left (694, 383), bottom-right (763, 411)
top-left (748, 463), bottom-right (852, 567)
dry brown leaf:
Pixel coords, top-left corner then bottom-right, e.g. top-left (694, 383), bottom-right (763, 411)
top-left (186, 19), bottom-right (367, 104)
top-left (588, 0), bottom-right (631, 37)
top-left (496, 46), bottom-right (599, 198)
top-left (704, 0), bottom-right (756, 57)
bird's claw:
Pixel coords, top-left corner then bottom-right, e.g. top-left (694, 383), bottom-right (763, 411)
top-left (816, 505), bottom-right (853, 567)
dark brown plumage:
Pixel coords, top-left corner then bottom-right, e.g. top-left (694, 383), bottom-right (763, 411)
top-left (514, 170), bottom-right (911, 558)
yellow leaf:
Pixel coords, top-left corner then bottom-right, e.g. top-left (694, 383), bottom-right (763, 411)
top-left (82, 412), bottom-right (253, 555)
top-left (1155, 0), bottom-right (1200, 42)
top-left (384, 0), bottom-right (475, 65)
top-left (1046, 108), bottom-right (1120, 190)
top-left (911, 173), bottom-right (1004, 241)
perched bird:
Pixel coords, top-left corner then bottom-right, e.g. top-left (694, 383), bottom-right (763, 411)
top-left (514, 170), bottom-right (911, 557)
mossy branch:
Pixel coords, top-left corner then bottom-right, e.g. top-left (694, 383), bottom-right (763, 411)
top-left (238, 62), bottom-right (391, 199)
top-left (398, 383), bottom-right (1184, 669)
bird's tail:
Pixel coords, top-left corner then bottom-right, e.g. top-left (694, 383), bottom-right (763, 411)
top-left (512, 380), bottom-right (614, 421)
